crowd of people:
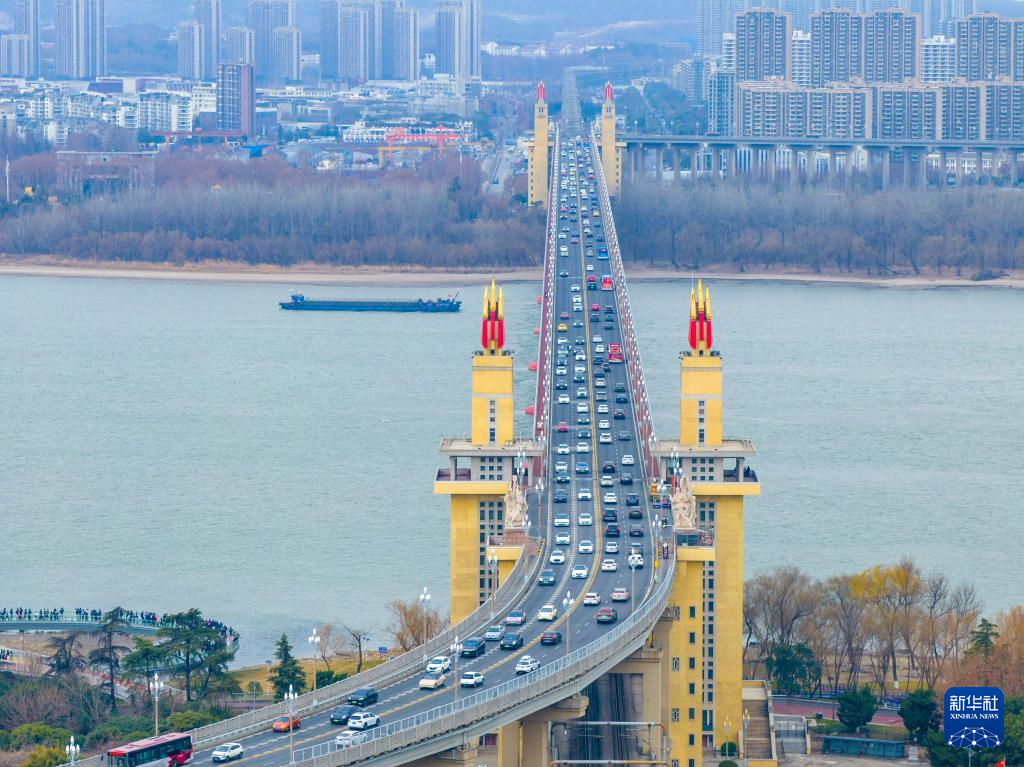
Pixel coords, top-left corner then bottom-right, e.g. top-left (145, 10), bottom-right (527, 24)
top-left (0, 609), bottom-right (239, 643)
top-left (0, 648), bottom-right (13, 662)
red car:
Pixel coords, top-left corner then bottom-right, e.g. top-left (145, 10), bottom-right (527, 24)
top-left (591, 304), bottom-right (600, 311)
top-left (541, 631), bottom-right (562, 645)
top-left (556, 422), bottom-right (569, 433)
top-left (595, 608), bottom-right (618, 624)
top-left (271, 716), bottom-right (301, 732)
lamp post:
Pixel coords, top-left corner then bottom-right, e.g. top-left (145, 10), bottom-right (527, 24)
top-left (418, 587), bottom-right (431, 660)
top-left (450, 636), bottom-right (463, 704)
top-left (284, 684), bottom-right (298, 765)
top-left (65, 736), bottom-right (80, 767)
top-left (724, 716), bottom-right (732, 758)
top-left (562, 591), bottom-right (575, 655)
top-left (742, 707), bottom-right (750, 762)
top-left (307, 628), bottom-right (320, 701)
top-left (152, 672), bottom-right (165, 736)
top-left (487, 550), bottom-right (499, 617)
top-left (250, 682), bottom-right (259, 726)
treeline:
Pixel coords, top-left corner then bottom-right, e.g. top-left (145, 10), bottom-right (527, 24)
top-left (615, 181), bottom-right (1024, 276)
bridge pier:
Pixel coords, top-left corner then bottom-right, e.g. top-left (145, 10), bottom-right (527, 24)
top-left (497, 695), bottom-right (588, 767)
top-left (655, 146), bottom-right (664, 182)
top-left (406, 745), bottom-right (480, 767)
top-left (918, 148), bottom-right (928, 188)
top-left (1012, 150), bottom-right (1019, 185)
top-left (690, 148), bottom-right (699, 181)
top-left (882, 149), bottom-right (891, 189)
top-left (711, 147), bottom-right (720, 180)
top-left (672, 146), bottom-right (680, 182)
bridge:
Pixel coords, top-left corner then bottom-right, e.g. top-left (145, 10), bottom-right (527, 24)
top-left (62, 84), bottom-right (765, 767)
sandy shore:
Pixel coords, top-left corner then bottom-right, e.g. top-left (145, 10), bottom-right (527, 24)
top-left (1, 259), bottom-right (1022, 289)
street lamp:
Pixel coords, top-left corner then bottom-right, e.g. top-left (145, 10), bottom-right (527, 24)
top-left (418, 587), bottom-right (432, 659)
top-left (152, 672), bottom-right (165, 736)
top-left (250, 682), bottom-right (259, 726)
top-left (65, 736), bottom-right (80, 767)
top-left (562, 591), bottom-right (575, 655)
top-left (724, 716), bottom-right (732, 758)
top-left (307, 628), bottom-right (320, 700)
top-left (742, 707), bottom-right (751, 760)
top-left (284, 684), bottom-right (299, 765)
top-left (450, 636), bottom-right (463, 703)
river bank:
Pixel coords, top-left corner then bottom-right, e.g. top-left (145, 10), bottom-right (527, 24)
top-left (2, 259), bottom-right (1022, 289)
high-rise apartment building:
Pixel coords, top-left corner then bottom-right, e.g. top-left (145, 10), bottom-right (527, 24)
top-left (674, 58), bottom-right (708, 102)
top-left (460, 0), bottom-right (480, 78)
top-left (985, 82), bottom-right (1024, 140)
top-left (921, 34), bottom-right (955, 81)
top-left (194, 0), bottom-right (221, 80)
top-left (55, 0), bottom-right (106, 79)
top-left (224, 26), bottom-right (255, 64)
top-left (217, 62), bottom-right (255, 136)
top-left (939, 81), bottom-right (983, 139)
top-left (394, 4), bottom-right (420, 80)
top-left (138, 91), bottom-right (193, 132)
top-left (698, 0), bottom-right (744, 56)
top-left (15, 0), bottom-right (38, 77)
top-left (248, 0), bottom-right (293, 80)
top-left (735, 8), bottom-right (792, 80)
top-left (792, 30), bottom-right (812, 84)
top-left (0, 34), bottom-right (30, 77)
top-left (736, 80), bottom-right (871, 138)
top-left (863, 8), bottom-right (920, 82)
top-left (271, 25), bottom-right (302, 83)
top-left (955, 13), bottom-right (1012, 80)
top-left (707, 63), bottom-right (736, 134)
top-left (721, 31), bottom-right (736, 68)
top-left (810, 9), bottom-right (864, 85)
top-left (177, 21), bottom-right (204, 80)
top-left (872, 83), bottom-right (938, 137)
top-left (435, 0), bottom-right (465, 77)
top-left (338, 3), bottom-right (370, 81)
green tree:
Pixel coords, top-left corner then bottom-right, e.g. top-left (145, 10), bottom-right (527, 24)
top-left (164, 709), bottom-right (227, 731)
top-left (157, 609), bottom-right (236, 701)
top-left (269, 634), bottom-right (305, 701)
top-left (766, 643), bottom-right (821, 696)
top-left (837, 686), bottom-right (876, 732)
top-left (82, 716), bottom-right (151, 749)
top-left (899, 688), bottom-right (941, 743)
top-left (10, 723), bottom-right (73, 750)
top-left (18, 745), bottom-right (65, 767)
top-left (88, 608), bottom-right (130, 713)
top-left (46, 633), bottom-right (85, 676)
top-left (121, 638), bottom-right (164, 695)
top-left (969, 618), bottom-right (1000, 657)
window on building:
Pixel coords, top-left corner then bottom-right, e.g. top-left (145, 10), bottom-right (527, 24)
top-left (688, 734), bottom-right (695, 746)
top-left (689, 682), bottom-right (695, 695)
top-left (689, 605), bottom-right (696, 618)
top-left (671, 708), bottom-right (680, 722)
top-left (689, 631), bottom-right (696, 644)
top-left (672, 657), bottom-right (681, 672)
top-left (688, 707), bottom-right (695, 720)
top-left (689, 657), bottom-right (696, 670)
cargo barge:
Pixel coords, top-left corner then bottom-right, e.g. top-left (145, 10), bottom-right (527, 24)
top-left (279, 293), bottom-right (461, 312)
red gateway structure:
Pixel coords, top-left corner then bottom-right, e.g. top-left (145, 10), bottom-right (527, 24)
top-left (688, 279), bottom-right (713, 352)
top-left (481, 278), bottom-right (505, 352)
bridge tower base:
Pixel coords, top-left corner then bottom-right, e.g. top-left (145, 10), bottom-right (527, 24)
top-left (527, 83), bottom-right (549, 208)
top-left (600, 83), bottom-right (625, 197)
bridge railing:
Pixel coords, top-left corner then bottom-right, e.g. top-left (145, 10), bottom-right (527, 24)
top-left (589, 127), bottom-right (659, 481)
top-left (533, 127), bottom-right (561, 465)
top-left (294, 554), bottom-right (677, 767)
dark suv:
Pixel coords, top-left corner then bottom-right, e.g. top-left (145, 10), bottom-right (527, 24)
top-left (330, 705), bottom-right (359, 725)
top-left (500, 633), bottom-right (524, 650)
top-left (460, 638), bottom-right (486, 657)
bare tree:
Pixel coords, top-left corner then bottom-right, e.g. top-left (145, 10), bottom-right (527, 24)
top-left (341, 625), bottom-right (373, 674)
top-left (386, 599), bottom-right (449, 652)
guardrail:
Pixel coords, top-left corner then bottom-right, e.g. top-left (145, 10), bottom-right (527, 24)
top-left (293, 554), bottom-right (677, 767)
top-left (589, 126), bottom-right (659, 480)
top-left (533, 126), bottom-right (561, 462)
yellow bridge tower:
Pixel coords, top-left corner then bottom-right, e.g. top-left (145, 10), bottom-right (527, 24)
top-left (434, 280), bottom-right (543, 624)
top-left (655, 281), bottom-right (762, 765)
top-left (599, 82), bottom-right (625, 197)
top-left (527, 82), bottom-right (549, 208)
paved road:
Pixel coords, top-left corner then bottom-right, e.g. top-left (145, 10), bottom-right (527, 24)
top-left (176, 133), bottom-right (665, 767)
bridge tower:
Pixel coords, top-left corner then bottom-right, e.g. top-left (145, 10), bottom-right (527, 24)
top-left (655, 281), bottom-right (761, 761)
top-left (434, 280), bottom-right (543, 624)
top-left (599, 82), bottom-right (625, 197)
top-left (527, 82), bottom-right (549, 208)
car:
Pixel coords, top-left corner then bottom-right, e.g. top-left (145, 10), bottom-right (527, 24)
top-left (334, 730), bottom-right (369, 748)
top-left (595, 345), bottom-right (605, 354)
top-left (500, 632), bottom-right (524, 650)
top-left (550, 550), bottom-right (566, 564)
top-left (554, 513), bottom-right (571, 527)
top-left (555, 472), bottom-right (570, 484)
top-left (571, 564), bottom-right (588, 579)
top-left (212, 744), bottom-right (244, 762)
top-left (621, 454), bottom-right (635, 465)
top-left (602, 509), bottom-right (618, 522)
top-left (348, 711), bottom-right (379, 730)
top-left (625, 493), bottom-right (640, 506)
top-left (538, 569), bottom-right (557, 586)
top-left (484, 625), bottom-right (503, 641)
top-left (556, 443), bottom-right (570, 455)
top-left (558, 394), bottom-right (569, 405)
top-left (611, 587), bottom-right (630, 602)
top-left (602, 462), bottom-right (617, 474)
top-left (557, 322), bottom-right (568, 332)
top-left (575, 353), bottom-right (586, 363)
top-left (600, 475), bottom-right (614, 487)
top-left (537, 604), bottom-right (558, 621)
top-left (556, 365), bottom-right (567, 375)
top-left (576, 386), bottom-right (588, 397)
top-left (628, 553), bottom-right (645, 569)
top-left (578, 512), bottom-right (593, 526)
top-left (598, 419), bottom-right (610, 429)
top-left (606, 523), bottom-right (621, 537)
top-left (541, 630), bottom-right (563, 645)
top-left (583, 592), bottom-right (601, 606)
top-left (560, 311), bottom-right (570, 320)
top-left (571, 284), bottom-right (581, 292)
top-left (505, 610), bottom-right (526, 625)
top-left (426, 655), bottom-right (451, 673)
top-left (515, 655), bottom-right (541, 674)
top-left (555, 531), bottom-right (571, 545)
top-left (578, 539), bottom-right (594, 554)
top-left (577, 415), bottom-right (590, 425)
top-left (619, 431), bottom-right (631, 441)
top-left (599, 433), bottom-right (613, 444)
top-left (461, 638), bottom-right (486, 657)
top-left (615, 382), bottom-right (627, 392)
top-left (594, 378), bottom-right (606, 387)
top-left (575, 461), bottom-right (589, 474)
top-left (614, 409), bottom-right (626, 419)
top-left (419, 671), bottom-right (447, 689)
top-left (579, 427), bottom-right (592, 438)
top-left (629, 525), bottom-right (645, 538)
top-left (575, 442), bottom-right (590, 453)
top-left (597, 404), bottom-right (609, 414)
top-left (347, 688), bottom-right (379, 707)
top-left (272, 715), bottom-right (301, 732)
top-left (553, 491), bottom-right (568, 503)
top-left (329, 706), bottom-right (359, 726)
top-left (596, 607), bottom-right (618, 624)
top-left (578, 488), bottom-right (592, 501)
top-left (605, 540), bottom-right (619, 554)
top-left (556, 421), bottom-right (568, 432)
top-left (555, 460), bottom-right (568, 473)
top-left (591, 303), bottom-right (600, 311)
top-left (604, 492), bottom-right (618, 504)
top-left (616, 395), bottom-right (629, 404)
top-left (620, 474), bottom-right (633, 486)
top-left (460, 671), bottom-right (485, 688)
top-left (601, 558), bottom-right (618, 572)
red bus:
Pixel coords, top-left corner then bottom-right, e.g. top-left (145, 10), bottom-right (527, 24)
top-left (600, 275), bottom-right (614, 291)
top-left (108, 733), bottom-right (193, 767)
top-left (608, 343), bottom-right (623, 363)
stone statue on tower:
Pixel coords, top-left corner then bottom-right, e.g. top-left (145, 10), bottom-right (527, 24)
top-left (671, 471), bottom-right (698, 530)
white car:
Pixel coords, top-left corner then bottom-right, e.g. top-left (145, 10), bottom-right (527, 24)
top-left (348, 712), bottom-right (380, 730)
top-left (578, 512), bottom-right (593, 526)
top-left (601, 559), bottom-right (618, 572)
top-left (555, 461), bottom-right (568, 473)
top-left (605, 541), bottom-right (619, 554)
top-left (571, 284), bottom-right (581, 292)
top-left (576, 402), bottom-right (588, 412)
top-left (515, 656), bottom-right (541, 674)
top-left (555, 532), bottom-right (571, 545)
top-left (583, 592), bottom-right (601, 606)
top-left (334, 731), bottom-right (368, 748)
top-left (621, 454), bottom-right (635, 465)
top-left (554, 514), bottom-right (571, 527)
top-left (575, 442), bottom-right (590, 453)
top-left (598, 419), bottom-right (610, 429)
top-left (575, 353), bottom-right (586, 362)
top-left (419, 671), bottom-right (447, 689)
top-left (460, 671), bottom-right (485, 688)
top-left (571, 564), bottom-right (588, 579)
top-left (537, 604), bottom-right (558, 621)
top-left (597, 404), bottom-right (609, 414)
top-left (600, 475), bottom-right (614, 487)
top-left (595, 345), bottom-right (605, 353)
top-left (578, 539), bottom-right (594, 554)
top-left (550, 550), bottom-right (566, 564)
top-left (578, 488), bottom-right (593, 501)
top-left (558, 232), bottom-right (566, 239)
top-left (556, 443), bottom-right (570, 455)
top-left (592, 335), bottom-right (603, 343)
top-left (426, 656), bottom-right (451, 673)
top-left (558, 394), bottom-right (570, 404)
top-left (604, 492), bottom-right (618, 504)
top-left (628, 553), bottom-right (645, 569)
top-left (556, 366), bottom-right (567, 375)
top-left (600, 433), bottom-right (613, 444)
top-left (212, 744), bottom-right (244, 762)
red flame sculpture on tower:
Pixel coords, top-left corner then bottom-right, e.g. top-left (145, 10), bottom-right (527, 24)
top-left (481, 278), bottom-right (505, 353)
top-left (537, 81), bottom-right (546, 103)
top-left (688, 279), bottom-right (713, 352)
top-left (604, 81), bottom-right (613, 102)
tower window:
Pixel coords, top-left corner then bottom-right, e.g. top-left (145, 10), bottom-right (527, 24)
top-left (698, 428), bottom-right (705, 444)
top-left (672, 657), bottom-right (681, 672)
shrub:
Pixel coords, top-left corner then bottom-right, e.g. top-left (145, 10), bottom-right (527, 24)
top-left (19, 746), bottom-right (65, 767)
top-left (720, 741), bottom-right (738, 756)
top-left (10, 724), bottom-right (73, 750)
